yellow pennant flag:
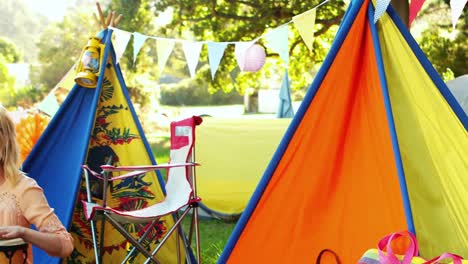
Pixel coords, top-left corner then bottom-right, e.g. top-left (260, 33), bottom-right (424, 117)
top-left (292, 9), bottom-right (317, 52)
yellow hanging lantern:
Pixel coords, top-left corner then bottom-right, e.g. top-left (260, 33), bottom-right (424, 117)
top-left (74, 36), bottom-right (105, 88)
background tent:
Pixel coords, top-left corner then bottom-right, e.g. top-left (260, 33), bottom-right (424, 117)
top-left (218, 0), bottom-right (468, 262)
top-left (22, 29), bottom-right (191, 263)
top-left (196, 117), bottom-right (290, 219)
top-left (446, 74), bottom-right (468, 114)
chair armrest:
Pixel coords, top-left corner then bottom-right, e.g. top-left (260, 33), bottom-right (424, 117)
top-left (100, 162), bottom-right (199, 172)
top-left (82, 165), bottom-right (147, 182)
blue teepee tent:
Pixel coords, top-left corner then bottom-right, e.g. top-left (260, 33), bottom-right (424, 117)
top-left (23, 29), bottom-right (192, 263)
top-left (277, 69), bottom-right (294, 118)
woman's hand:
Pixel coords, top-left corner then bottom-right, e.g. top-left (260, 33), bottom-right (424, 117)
top-left (0, 226), bottom-right (26, 239)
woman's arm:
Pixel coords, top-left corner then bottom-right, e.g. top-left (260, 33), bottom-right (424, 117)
top-left (0, 225), bottom-right (73, 257)
top-left (17, 176), bottom-right (74, 257)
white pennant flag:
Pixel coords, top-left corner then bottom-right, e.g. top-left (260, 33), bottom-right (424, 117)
top-left (156, 38), bottom-right (176, 73)
top-left (182, 41), bottom-right (203, 78)
top-left (374, 0), bottom-right (391, 23)
top-left (133, 32), bottom-right (148, 64)
top-left (112, 28), bottom-right (132, 64)
top-left (37, 92), bottom-right (60, 117)
top-left (264, 25), bottom-right (289, 65)
top-left (292, 9), bottom-right (317, 52)
top-left (234, 41), bottom-right (254, 71)
top-left (207, 42), bottom-right (228, 80)
top-left (450, 0), bottom-right (467, 29)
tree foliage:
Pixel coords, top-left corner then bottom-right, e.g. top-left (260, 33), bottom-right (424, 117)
top-left (0, 55), bottom-right (9, 85)
top-left (36, 7), bottom-right (100, 90)
top-left (414, 0), bottom-right (467, 77)
top-left (0, 0), bottom-right (46, 62)
top-left (0, 54), bottom-right (21, 105)
top-left (148, 0), bottom-right (346, 94)
top-left (0, 37), bottom-right (22, 63)
top-left (160, 78), bottom-right (242, 106)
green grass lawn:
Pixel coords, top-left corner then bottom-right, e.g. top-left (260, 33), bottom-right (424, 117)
top-left (182, 218), bottom-right (236, 263)
top-left (147, 133), bottom-right (237, 263)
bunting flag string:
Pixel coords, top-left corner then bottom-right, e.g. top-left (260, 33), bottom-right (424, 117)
top-left (37, 91), bottom-right (60, 117)
top-left (155, 38), bottom-right (175, 73)
top-left (182, 41), bottom-right (204, 78)
top-left (107, 0), bottom-right (465, 78)
top-left (207, 42), bottom-right (229, 79)
top-left (36, 0), bottom-right (465, 118)
top-left (105, 0), bottom-right (325, 78)
top-left (264, 25), bottom-right (290, 66)
top-left (132, 32), bottom-right (148, 64)
top-left (112, 27), bottom-right (132, 64)
top-left (374, 0), bottom-right (392, 23)
top-left (409, 0), bottom-right (427, 26)
top-left (292, 9), bottom-right (317, 52)
top-left (450, 0), bottom-right (467, 29)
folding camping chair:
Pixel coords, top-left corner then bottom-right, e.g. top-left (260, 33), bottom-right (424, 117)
top-left (81, 116), bottom-right (203, 264)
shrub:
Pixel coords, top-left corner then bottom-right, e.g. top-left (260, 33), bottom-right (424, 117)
top-left (160, 79), bottom-right (242, 106)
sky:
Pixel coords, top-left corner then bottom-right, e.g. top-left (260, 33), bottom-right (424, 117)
top-left (23, 0), bottom-right (74, 21)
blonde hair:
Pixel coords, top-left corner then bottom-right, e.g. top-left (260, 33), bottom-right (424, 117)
top-left (0, 106), bottom-right (22, 185)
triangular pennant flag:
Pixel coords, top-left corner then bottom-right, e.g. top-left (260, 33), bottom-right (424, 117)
top-left (207, 42), bottom-right (228, 80)
top-left (8, 109), bottom-right (28, 124)
top-left (277, 69), bottom-right (294, 118)
top-left (133, 32), bottom-right (148, 64)
top-left (292, 9), bottom-right (317, 51)
top-left (234, 41), bottom-right (254, 71)
top-left (112, 28), bottom-right (132, 64)
top-left (37, 92), bottom-right (60, 117)
top-left (450, 0), bottom-right (467, 29)
top-left (409, 0), bottom-right (426, 26)
top-left (156, 38), bottom-right (176, 73)
top-left (182, 41), bottom-right (203, 78)
top-left (264, 25), bottom-right (289, 65)
top-left (374, 0), bottom-right (391, 23)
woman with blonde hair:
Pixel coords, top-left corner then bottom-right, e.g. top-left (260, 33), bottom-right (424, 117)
top-left (0, 105), bottom-right (74, 263)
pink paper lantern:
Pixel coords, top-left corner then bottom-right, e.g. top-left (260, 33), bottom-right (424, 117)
top-left (243, 44), bottom-right (266, 72)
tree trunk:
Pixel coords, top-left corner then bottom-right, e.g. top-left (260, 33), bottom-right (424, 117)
top-left (391, 0), bottom-right (409, 26)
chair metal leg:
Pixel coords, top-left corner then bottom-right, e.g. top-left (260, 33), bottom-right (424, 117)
top-left (188, 211), bottom-right (195, 246)
top-left (143, 208), bottom-right (192, 264)
top-left (98, 177), bottom-right (108, 264)
top-left (97, 157), bottom-right (113, 264)
top-left (174, 212), bottom-right (182, 264)
top-left (193, 205), bottom-right (201, 264)
top-left (189, 148), bottom-right (201, 263)
top-left (105, 213), bottom-right (160, 264)
top-left (83, 169), bottom-right (101, 264)
top-left (121, 220), bottom-right (159, 264)
top-left (175, 212), bottom-right (194, 264)
top-left (89, 221), bottom-right (100, 264)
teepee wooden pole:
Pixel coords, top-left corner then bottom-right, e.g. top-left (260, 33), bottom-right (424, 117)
top-left (113, 14), bottom-right (123, 27)
top-left (96, 2), bottom-right (106, 28)
top-left (96, 2), bottom-right (123, 29)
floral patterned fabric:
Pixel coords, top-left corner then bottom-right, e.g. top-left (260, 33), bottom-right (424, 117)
top-left (0, 175), bottom-right (74, 263)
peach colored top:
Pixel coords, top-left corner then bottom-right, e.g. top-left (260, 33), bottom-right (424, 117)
top-left (0, 175), bottom-right (74, 263)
